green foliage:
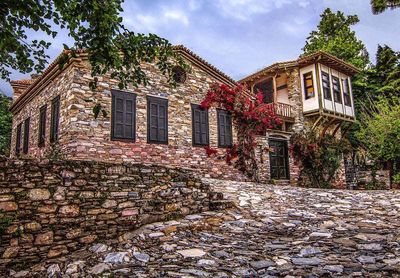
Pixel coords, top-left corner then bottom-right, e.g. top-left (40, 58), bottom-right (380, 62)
top-left (302, 8), bottom-right (369, 69)
top-left (0, 0), bottom-right (187, 90)
top-left (290, 130), bottom-right (351, 188)
top-left (0, 210), bottom-right (13, 235)
top-left (357, 96), bottom-right (400, 169)
top-left (393, 173), bottom-right (400, 184)
top-left (0, 95), bottom-right (12, 155)
top-left (371, 0), bottom-right (400, 14)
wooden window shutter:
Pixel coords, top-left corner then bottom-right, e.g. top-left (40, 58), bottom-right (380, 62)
top-left (38, 105), bottom-right (47, 147)
top-left (23, 117), bottom-right (30, 154)
top-left (147, 96), bottom-right (168, 144)
top-left (50, 95), bottom-right (60, 142)
top-left (111, 90), bottom-right (136, 141)
top-left (217, 109), bottom-right (233, 147)
top-left (191, 104), bottom-right (209, 146)
top-left (15, 123), bottom-right (22, 156)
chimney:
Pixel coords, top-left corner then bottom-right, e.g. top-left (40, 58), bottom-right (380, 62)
top-left (9, 74), bottom-right (40, 102)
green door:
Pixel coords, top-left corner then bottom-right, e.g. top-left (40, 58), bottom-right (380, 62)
top-left (269, 139), bottom-right (289, 180)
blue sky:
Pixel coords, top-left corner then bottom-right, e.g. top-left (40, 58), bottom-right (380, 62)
top-left (1, 0), bottom-right (399, 96)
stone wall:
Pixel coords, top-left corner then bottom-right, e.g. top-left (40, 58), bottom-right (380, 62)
top-left (10, 58), bottom-right (248, 181)
top-left (0, 157), bottom-right (210, 269)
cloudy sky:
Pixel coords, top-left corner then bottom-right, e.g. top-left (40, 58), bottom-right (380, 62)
top-left (1, 0), bottom-right (399, 96)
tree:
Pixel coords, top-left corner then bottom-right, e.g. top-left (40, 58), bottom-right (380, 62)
top-left (373, 45), bottom-right (400, 98)
top-left (357, 96), bottom-right (400, 185)
top-left (0, 0), bottom-right (185, 90)
top-left (371, 0), bottom-right (400, 14)
top-left (0, 94), bottom-right (12, 156)
top-left (302, 8), bottom-right (369, 69)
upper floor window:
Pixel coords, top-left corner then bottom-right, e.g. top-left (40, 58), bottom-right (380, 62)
top-left (50, 96), bottom-right (60, 142)
top-left (321, 71), bottom-right (332, 100)
top-left (147, 96), bottom-right (168, 144)
top-left (23, 117), bottom-right (30, 154)
top-left (332, 76), bottom-right (342, 103)
top-left (15, 123), bottom-right (22, 156)
top-left (303, 72), bottom-right (315, 99)
top-left (254, 78), bottom-right (274, 103)
top-left (38, 104), bottom-right (47, 147)
top-left (111, 90), bottom-right (136, 141)
top-left (342, 78), bottom-right (351, 106)
top-left (217, 109), bottom-right (233, 148)
top-left (191, 104), bottom-right (209, 146)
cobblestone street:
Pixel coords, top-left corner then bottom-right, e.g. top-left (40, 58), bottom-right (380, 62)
top-left (13, 180), bottom-right (400, 277)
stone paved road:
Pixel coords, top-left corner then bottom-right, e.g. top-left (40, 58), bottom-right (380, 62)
top-left (12, 179), bottom-right (400, 277)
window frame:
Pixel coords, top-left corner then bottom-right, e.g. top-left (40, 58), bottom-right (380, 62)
top-left (50, 95), bottom-right (60, 143)
top-left (303, 72), bottom-right (315, 100)
top-left (23, 117), bottom-right (30, 154)
top-left (332, 76), bottom-right (342, 104)
top-left (15, 123), bottom-right (22, 156)
top-left (38, 104), bottom-right (47, 147)
top-left (321, 71), bottom-right (332, 101)
top-left (217, 109), bottom-right (233, 148)
top-left (342, 78), bottom-right (352, 107)
top-left (191, 104), bottom-right (209, 147)
top-left (111, 89), bottom-right (137, 142)
top-left (147, 96), bottom-right (168, 144)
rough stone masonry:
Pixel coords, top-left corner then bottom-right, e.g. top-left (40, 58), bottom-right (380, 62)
top-left (0, 157), bottom-right (210, 270)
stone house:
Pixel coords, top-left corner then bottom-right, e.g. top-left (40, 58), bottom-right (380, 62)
top-left (9, 46), bottom-right (359, 185)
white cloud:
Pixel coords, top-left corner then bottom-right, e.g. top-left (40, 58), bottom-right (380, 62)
top-left (298, 1), bottom-right (310, 8)
top-left (163, 9), bottom-right (190, 26)
top-left (213, 0), bottom-right (293, 21)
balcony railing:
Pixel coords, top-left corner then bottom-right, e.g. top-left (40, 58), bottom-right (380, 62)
top-left (266, 102), bottom-right (294, 119)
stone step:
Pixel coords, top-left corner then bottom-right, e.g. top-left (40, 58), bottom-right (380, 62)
top-left (209, 200), bottom-right (235, 211)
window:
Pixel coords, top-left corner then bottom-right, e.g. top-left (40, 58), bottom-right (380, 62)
top-left (172, 66), bottom-right (187, 84)
top-left (23, 117), bottom-right (30, 154)
top-left (342, 78), bottom-right (351, 106)
top-left (50, 96), bottom-right (60, 142)
top-left (321, 71), bottom-right (331, 100)
top-left (111, 90), bottom-right (136, 141)
top-left (332, 76), bottom-right (342, 103)
top-left (147, 96), bottom-right (168, 144)
top-left (254, 78), bottom-right (274, 103)
top-left (303, 72), bottom-right (315, 99)
top-left (217, 109), bottom-right (233, 148)
top-left (38, 105), bottom-right (47, 147)
top-left (191, 104), bottom-right (209, 146)
top-left (15, 123), bottom-right (22, 156)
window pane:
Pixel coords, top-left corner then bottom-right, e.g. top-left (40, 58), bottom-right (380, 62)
top-left (112, 90), bottom-right (136, 141)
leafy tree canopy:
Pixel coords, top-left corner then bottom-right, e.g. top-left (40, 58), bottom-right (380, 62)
top-left (302, 8), bottom-right (370, 69)
top-left (0, 0), bottom-right (186, 90)
top-left (371, 0), bottom-right (400, 14)
top-left (0, 94), bottom-right (12, 156)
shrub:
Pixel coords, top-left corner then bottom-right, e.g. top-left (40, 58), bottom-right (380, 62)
top-left (290, 130), bottom-right (351, 188)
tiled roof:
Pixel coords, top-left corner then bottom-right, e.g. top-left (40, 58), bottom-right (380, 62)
top-left (239, 51), bottom-right (360, 83)
top-left (10, 46), bottom-right (237, 113)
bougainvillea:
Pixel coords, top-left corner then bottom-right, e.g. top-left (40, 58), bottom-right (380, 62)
top-left (290, 130), bottom-right (351, 188)
top-left (201, 83), bottom-right (282, 180)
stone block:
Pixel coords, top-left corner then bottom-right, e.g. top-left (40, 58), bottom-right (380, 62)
top-left (35, 231), bottom-right (54, 245)
top-left (28, 189), bottom-right (51, 200)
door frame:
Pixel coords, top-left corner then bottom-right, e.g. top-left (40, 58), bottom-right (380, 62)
top-left (268, 138), bottom-right (290, 180)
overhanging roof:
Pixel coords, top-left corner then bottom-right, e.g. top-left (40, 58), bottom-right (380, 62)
top-left (239, 51), bottom-right (361, 84)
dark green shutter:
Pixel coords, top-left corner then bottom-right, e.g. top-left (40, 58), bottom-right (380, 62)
top-left (191, 104), bottom-right (209, 146)
top-left (111, 90), bottom-right (136, 141)
top-left (50, 96), bottom-right (60, 142)
top-left (38, 105), bottom-right (47, 147)
top-left (147, 96), bottom-right (168, 143)
top-left (15, 123), bottom-right (22, 156)
top-left (217, 109), bottom-right (233, 147)
top-left (23, 117), bottom-right (30, 154)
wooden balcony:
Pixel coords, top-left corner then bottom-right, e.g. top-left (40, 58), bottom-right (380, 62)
top-left (266, 102), bottom-right (294, 120)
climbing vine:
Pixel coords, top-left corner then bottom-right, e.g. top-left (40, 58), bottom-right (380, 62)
top-left (290, 130), bottom-right (351, 188)
top-left (200, 83), bottom-right (282, 180)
